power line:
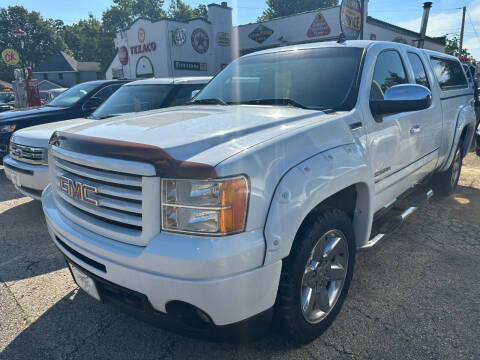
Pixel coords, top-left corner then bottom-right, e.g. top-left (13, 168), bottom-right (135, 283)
top-left (466, 11), bottom-right (480, 41)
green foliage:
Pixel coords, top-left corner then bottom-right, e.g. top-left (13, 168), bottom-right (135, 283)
top-left (258, 0), bottom-right (339, 22)
top-left (168, 0), bottom-right (208, 21)
top-left (445, 36), bottom-right (474, 61)
top-left (0, 6), bottom-right (66, 81)
top-left (102, 0), bottom-right (166, 35)
top-left (0, 1), bottom-right (209, 82)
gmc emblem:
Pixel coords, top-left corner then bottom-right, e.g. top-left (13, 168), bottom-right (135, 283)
top-left (59, 175), bottom-right (98, 206)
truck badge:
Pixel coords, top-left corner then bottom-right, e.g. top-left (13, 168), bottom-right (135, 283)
top-left (59, 175), bottom-right (98, 206)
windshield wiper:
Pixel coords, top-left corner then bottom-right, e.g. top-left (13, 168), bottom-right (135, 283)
top-left (232, 98), bottom-right (334, 112)
top-left (189, 98), bottom-right (227, 105)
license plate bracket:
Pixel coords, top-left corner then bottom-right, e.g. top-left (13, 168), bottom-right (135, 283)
top-left (68, 262), bottom-right (101, 301)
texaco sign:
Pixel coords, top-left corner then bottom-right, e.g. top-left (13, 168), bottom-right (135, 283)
top-left (191, 28), bottom-right (209, 54)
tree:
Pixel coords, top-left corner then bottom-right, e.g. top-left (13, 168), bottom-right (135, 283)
top-left (258, 0), bottom-right (339, 22)
top-left (168, 0), bottom-right (207, 21)
top-left (445, 36), bottom-right (474, 60)
top-left (102, 0), bottom-right (166, 36)
top-left (0, 6), bottom-right (66, 81)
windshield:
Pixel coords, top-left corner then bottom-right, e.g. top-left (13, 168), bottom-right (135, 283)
top-left (91, 84), bottom-right (174, 119)
top-left (48, 82), bottom-right (99, 108)
top-left (194, 47), bottom-right (363, 111)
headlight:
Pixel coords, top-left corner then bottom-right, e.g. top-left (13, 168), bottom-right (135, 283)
top-left (0, 124), bottom-right (16, 133)
top-left (161, 176), bottom-right (249, 235)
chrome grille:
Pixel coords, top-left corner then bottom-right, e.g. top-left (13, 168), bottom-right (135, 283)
top-left (50, 146), bottom-right (160, 247)
top-left (10, 142), bottom-right (46, 165)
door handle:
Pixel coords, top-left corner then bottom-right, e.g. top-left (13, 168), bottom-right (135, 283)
top-left (410, 126), bottom-right (422, 134)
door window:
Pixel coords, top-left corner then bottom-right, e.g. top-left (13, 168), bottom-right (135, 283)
top-left (92, 84), bottom-right (121, 102)
top-left (370, 50), bottom-right (408, 100)
top-left (407, 52), bottom-right (430, 89)
top-left (430, 57), bottom-right (468, 90)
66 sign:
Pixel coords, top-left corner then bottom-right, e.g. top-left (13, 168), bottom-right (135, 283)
top-left (2, 49), bottom-right (19, 66)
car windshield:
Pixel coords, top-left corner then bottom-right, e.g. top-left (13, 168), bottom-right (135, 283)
top-left (194, 47), bottom-right (363, 111)
top-left (48, 82), bottom-right (99, 108)
top-left (91, 84), bottom-right (174, 119)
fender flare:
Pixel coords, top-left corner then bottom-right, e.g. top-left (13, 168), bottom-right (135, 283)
top-left (263, 144), bottom-right (374, 265)
top-left (440, 105), bottom-right (476, 172)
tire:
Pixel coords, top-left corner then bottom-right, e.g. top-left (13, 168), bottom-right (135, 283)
top-left (274, 206), bottom-right (356, 344)
top-left (431, 145), bottom-right (463, 197)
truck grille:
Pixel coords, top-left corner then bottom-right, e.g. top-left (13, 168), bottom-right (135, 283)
top-left (50, 146), bottom-right (160, 247)
top-left (10, 142), bottom-right (45, 165)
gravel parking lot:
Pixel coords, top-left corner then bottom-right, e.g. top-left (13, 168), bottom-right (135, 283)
top-left (1, 154), bottom-right (479, 360)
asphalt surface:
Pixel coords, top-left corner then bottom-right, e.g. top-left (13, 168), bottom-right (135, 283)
top-left (0, 154), bottom-right (479, 360)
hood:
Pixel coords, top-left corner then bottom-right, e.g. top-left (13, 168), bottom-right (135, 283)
top-left (10, 118), bottom-right (95, 148)
top-left (59, 105), bottom-right (342, 166)
top-left (0, 106), bottom-right (64, 123)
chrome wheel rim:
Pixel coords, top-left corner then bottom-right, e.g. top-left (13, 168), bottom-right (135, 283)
top-left (300, 229), bottom-right (349, 324)
top-left (451, 149), bottom-right (462, 187)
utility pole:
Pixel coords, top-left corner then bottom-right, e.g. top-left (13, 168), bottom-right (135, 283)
top-left (460, 6), bottom-right (466, 54)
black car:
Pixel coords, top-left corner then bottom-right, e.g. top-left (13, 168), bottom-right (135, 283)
top-left (0, 92), bottom-right (15, 113)
top-left (0, 80), bottom-right (129, 158)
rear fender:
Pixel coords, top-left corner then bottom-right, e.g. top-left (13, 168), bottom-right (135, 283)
top-left (440, 105), bottom-right (476, 171)
top-left (263, 144), bottom-right (374, 265)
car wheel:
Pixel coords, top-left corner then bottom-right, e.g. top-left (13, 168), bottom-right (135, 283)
top-left (431, 145), bottom-right (463, 197)
top-left (274, 206), bottom-right (355, 344)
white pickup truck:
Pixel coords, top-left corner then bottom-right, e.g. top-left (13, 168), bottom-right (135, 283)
top-left (42, 41), bottom-right (476, 343)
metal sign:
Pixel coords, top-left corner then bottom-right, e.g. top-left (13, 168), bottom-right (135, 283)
top-left (248, 25), bottom-right (274, 44)
top-left (216, 32), bottom-right (231, 47)
top-left (307, 12), bottom-right (331, 38)
top-left (138, 28), bottom-right (146, 43)
top-left (340, 0), bottom-right (362, 40)
top-left (191, 28), bottom-right (210, 54)
top-left (174, 61), bottom-right (207, 71)
top-left (2, 49), bottom-right (19, 65)
top-left (173, 28), bottom-right (187, 46)
top-left (118, 46), bottom-right (128, 65)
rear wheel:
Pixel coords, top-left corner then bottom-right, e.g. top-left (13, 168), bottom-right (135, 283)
top-left (431, 145), bottom-right (463, 197)
top-left (274, 207), bottom-right (355, 344)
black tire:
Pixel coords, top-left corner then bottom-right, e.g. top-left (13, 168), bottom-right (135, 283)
top-left (274, 206), bottom-right (356, 344)
top-left (431, 145), bottom-right (463, 197)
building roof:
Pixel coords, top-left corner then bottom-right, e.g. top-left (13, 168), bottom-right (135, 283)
top-left (33, 52), bottom-right (101, 73)
top-left (367, 16), bottom-right (446, 46)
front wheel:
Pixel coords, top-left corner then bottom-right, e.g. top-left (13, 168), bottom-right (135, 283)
top-left (274, 207), bottom-right (356, 344)
top-left (431, 145), bottom-right (463, 197)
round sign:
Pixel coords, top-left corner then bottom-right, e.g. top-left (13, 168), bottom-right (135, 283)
top-left (138, 28), bottom-right (145, 43)
top-left (118, 46), bottom-right (129, 66)
top-left (191, 28), bottom-right (209, 54)
top-left (173, 28), bottom-right (187, 46)
top-left (340, 0), bottom-right (362, 40)
top-left (2, 49), bottom-right (19, 66)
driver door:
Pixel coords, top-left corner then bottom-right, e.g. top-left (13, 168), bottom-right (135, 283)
top-left (366, 49), bottom-right (424, 212)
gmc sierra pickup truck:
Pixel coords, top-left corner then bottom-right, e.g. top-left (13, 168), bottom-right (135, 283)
top-left (42, 41), bottom-right (476, 343)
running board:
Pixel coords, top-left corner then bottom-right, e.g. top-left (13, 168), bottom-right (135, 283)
top-left (360, 185), bottom-right (434, 249)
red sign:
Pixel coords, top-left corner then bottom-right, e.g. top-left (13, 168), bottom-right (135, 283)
top-left (12, 27), bottom-right (26, 36)
top-left (130, 42), bottom-right (157, 55)
top-left (118, 46), bottom-right (128, 65)
top-left (307, 13), bottom-right (331, 38)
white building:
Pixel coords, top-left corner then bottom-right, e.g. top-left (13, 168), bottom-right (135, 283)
top-left (106, 3), bottom-right (232, 79)
top-left (106, 1), bottom-right (445, 80)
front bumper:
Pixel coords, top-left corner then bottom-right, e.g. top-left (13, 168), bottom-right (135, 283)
top-left (3, 155), bottom-right (49, 200)
top-left (42, 185), bottom-right (281, 329)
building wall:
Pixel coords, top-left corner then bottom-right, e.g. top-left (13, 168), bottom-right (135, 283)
top-left (107, 5), bottom-right (232, 80)
top-left (78, 71), bottom-right (99, 83)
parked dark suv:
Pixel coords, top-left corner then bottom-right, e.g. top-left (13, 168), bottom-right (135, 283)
top-left (0, 80), bottom-right (129, 158)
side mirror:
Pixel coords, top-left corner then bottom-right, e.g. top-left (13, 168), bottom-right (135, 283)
top-left (370, 84), bottom-right (432, 116)
top-left (191, 89), bottom-right (200, 99)
top-left (83, 97), bottom-right (104, 113)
